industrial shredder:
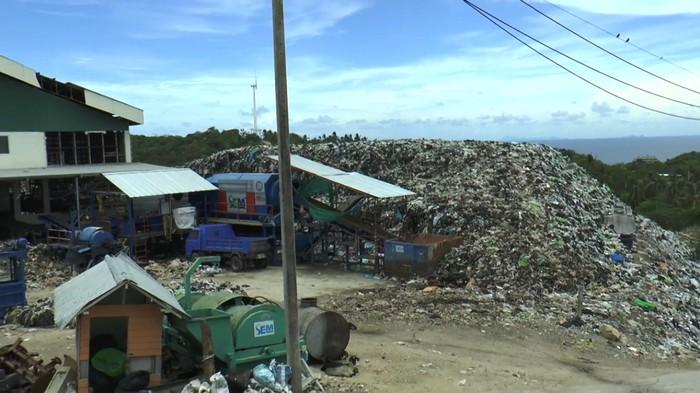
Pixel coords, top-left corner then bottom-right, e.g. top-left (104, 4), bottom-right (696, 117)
top-left (166, 256), bottom-right (305, 374)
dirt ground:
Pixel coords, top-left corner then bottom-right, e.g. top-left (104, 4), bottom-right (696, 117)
top-left (2, 265), bottom-right (698, 393)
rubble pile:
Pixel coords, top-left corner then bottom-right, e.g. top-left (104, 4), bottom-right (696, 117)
top-left (325, 278), bottom-right (700, 358)
top-left (4, 297), bottom-right (54, 327)
top-left (24, 244), bottom-right (72, 289)
top-left (145, 259), bottom-right (246, 295)
top-left (191, 140), bottom-right (699, 358)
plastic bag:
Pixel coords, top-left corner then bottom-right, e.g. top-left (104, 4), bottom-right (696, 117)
top-left (253, 363), bottom-right (276, 388)
top-left (209, 372), bottom-right (229, 393)
top-left (180, 379), bottom-right (201, 393)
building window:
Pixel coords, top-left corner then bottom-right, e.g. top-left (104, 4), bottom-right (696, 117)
top-left (0, 136), bottom-right (8, 154)
top-left (45, 131), bottom-right (125, 165)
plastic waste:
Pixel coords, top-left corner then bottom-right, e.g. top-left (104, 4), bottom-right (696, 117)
top-left (634, 298), bottom-right (657, 311)
top-left (180, 379), bottom-right (201, 393)
top-left (253, 363), bottom-right (276, 388)
top-left (610, 252), bottom-right (625, 265)
top-left (209, 372), bottom-right (228, 393)
top-left (91, 348), bottom-right (127, 378)
top-left (274, 362), bottom-right (292, 385)
top-left (197, 381), bottom-right (210, 393)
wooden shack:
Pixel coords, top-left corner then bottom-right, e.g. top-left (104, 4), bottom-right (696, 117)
top-left (54, 253), bottom-right (188, 393)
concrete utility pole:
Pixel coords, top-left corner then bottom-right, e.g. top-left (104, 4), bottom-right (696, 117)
top-left (272, 0), bottom-right (301, 392)
top-left (251, 78), bottom-right (258, 135)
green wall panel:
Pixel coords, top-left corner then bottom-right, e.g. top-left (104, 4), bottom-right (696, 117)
top-left (0, 75), bottom-right (130, 131)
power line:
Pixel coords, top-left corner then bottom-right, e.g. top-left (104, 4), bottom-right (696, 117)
top-left (461, 0), bottom-right (700, 121)
top-left (519, 0), bottom-right (700, 96)
top-left (540, 0), bottom-right (700, 78)
top-left (457, 2), bottom-right (700, 108)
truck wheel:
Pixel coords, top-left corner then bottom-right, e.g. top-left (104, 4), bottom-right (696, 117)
top-left (255, 257), bottom-right (269, 269)
top-left (190, 252), bottom-right (201, 262)
top-left (230, 254), bottom-right (244, 272)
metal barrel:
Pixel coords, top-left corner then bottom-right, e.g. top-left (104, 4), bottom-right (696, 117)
top-left (298, 306), bottom-right (350, 362)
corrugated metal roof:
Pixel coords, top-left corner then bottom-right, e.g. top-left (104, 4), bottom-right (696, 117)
top-left (268, 154), bottom-right (415, 199)
top-left (0, 162), bottom-right (166, 180)
top-left (103, 168), bottom-right (217, 198)
top-left (275, 155), bottom-right (346, 176)
top-left (208, 173), bottom-right (277, 184)
top-left (0, 55), bottom-right (40, 87)
top-left (54, 253), bottom-right (187, 328)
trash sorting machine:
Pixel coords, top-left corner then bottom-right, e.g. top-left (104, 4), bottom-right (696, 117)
top-left (166, 256), bottom-right (305, 375)
top-left (0, 238), bottom-right (28, 321)
top-left (64, 226), bottom-right (118, 269)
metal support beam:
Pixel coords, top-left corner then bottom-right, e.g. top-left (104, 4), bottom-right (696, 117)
top-left (42, 179), bottom-right (50, 214)
top-left (74, 177), bottom-right (80, 229)
top-left (272, 1), bottom-right (301, 391)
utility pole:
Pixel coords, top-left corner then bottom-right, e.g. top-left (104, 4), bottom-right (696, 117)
top-left (272, 1), bottom-right (301, 392)
top-left (251, 78), bottom-right (258, 136)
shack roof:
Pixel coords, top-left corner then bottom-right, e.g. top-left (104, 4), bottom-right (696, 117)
top-left (268, 154), bottom-right (415, 199)
top-left (103, 168), bottom-right (218, 198)
top-left (54, 253), bottom-right (187, 328)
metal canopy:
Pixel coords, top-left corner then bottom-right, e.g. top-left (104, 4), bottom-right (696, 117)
top-left (54, 253), bottom-right (187, 328)
top-left (103, 168), bottom-right (217, 198)
top-left (0, 162), bottom-right (165, 181)
top-left (268, 154), bottom-right (415, 199)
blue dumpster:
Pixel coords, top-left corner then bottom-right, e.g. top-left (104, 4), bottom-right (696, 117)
top-left (383, 234), bottom-right (462, 277)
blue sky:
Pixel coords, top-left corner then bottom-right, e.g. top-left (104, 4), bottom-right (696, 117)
top-left (2, 0), bottom-right (700, 139)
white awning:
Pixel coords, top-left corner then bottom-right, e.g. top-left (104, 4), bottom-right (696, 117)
top-left (268, 154), bottom-right (415, 199)
top-left (103, 168), bottom-right (217, 198)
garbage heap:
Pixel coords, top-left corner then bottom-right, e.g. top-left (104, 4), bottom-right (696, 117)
top-left (190, 140), bottom-right (700, 357)
top-left (4, 297), bottom-right (53, 327)
top-left (24, 243), bottom-right (72, 289)
top-left (145, 258), bottom-right (247, 295)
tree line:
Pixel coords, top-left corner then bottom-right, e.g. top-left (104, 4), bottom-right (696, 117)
top-left (131, 127), bottom-right (366, 166)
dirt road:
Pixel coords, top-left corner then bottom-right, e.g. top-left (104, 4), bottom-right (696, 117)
top-left (2, 266), bottom-right (698, 392)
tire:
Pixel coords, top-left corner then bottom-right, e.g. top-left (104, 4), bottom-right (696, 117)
top-left (190, 252), bottom-right (201, 262)
top-left (255, 257), bottom-right (269, 269)
top-left (230, 254), bottom-right (244, 272)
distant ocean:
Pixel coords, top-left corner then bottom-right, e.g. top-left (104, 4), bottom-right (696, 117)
top-left (529, 135), bottom-right (700, 164)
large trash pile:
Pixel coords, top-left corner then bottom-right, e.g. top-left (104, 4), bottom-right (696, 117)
top-left (190, 140), bottom-right (699, 358)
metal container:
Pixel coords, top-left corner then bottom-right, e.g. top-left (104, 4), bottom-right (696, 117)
top-left (0, 238), bottom-right (27, 320)
top-left (299, 306), bottom-right (350, 362)
top-left (207, 173), bottom-right (280, 215)
top-left (384, 233), bottom-right (463, 277)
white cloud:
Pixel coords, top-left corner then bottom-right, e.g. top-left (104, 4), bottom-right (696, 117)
top-left (285, 0), bottom-right (370, 38)
top-left (181, 0), bottom-right (265, 17)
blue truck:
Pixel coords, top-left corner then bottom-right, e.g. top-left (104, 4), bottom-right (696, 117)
top-left (185, 224), bottom-right (274, 271)
top-left (0, 238), bottom-right (28, 320)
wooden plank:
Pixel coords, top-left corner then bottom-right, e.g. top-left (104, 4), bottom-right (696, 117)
top-left (149, 373), bottom-right (161, 387)
top-left (78, 316), bottom-right (90, 360)
top-left (78, 379), bottom-right (88, 393)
